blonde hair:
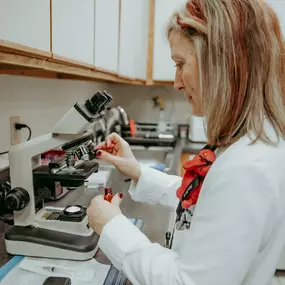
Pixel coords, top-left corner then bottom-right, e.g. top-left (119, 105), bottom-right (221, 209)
top-left (168, 0), bottom-right (285, 147)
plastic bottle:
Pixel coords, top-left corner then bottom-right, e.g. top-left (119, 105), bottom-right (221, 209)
top-left (104, 188), bottom-right (113, 202)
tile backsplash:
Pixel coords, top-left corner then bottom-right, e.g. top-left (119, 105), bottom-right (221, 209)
top-left (0, 75), bottom-right (191, 156)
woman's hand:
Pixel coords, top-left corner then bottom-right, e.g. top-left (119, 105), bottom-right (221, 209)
top-left (95, 133), bottom-right (141, 183)
top-left (87, 193), bottom-right (123, 235)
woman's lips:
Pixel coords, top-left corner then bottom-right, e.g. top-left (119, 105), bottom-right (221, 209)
top-left (184, 92), bottom-right (193, 103)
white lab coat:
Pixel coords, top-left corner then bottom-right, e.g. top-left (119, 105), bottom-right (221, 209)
top-left (98, 120), bottom-right (285, 285)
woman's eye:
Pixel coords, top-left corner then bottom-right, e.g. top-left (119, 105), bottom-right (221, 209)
top-left (175, 63), bottom-right (183, 69)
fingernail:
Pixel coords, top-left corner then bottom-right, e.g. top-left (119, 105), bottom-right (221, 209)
top-left (97, 151), bottom-right (102, 157)
top-left (118, 193), bottom-right (123, 199)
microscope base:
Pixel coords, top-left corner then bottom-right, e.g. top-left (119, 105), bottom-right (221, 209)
top-left (4, 225), bottom-right (99, 261)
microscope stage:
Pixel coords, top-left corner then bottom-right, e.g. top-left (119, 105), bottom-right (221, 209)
top-left (33, 160), bottom-right (99, 188)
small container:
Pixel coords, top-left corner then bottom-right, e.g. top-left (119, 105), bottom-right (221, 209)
top-left (178, 124), bottom-right (189, 139)
top-left (104, 188), bottom-right (113, 202)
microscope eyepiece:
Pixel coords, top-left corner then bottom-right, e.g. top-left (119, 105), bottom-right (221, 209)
top-left (102, 91), bottom-right (113, 105)
top-left (85, 91), bottom-right (113, 115)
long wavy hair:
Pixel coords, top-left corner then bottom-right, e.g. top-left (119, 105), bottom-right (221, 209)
top-left (168, 0), bottom-right (285, 147)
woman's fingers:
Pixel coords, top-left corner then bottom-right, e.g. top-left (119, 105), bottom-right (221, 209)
top-left (95, 133), bottom-right (123, 154)
top-left (96, 141), bottom-right (116, 151)
top-left (96, 150), bottom-right (120, 164)
top-left (111, 193), bottom-right (123, 206)
top-left (95, 141), bottom-right (106, 150)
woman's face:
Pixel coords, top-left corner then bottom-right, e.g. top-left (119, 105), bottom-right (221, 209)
top-left (169, 30), bottom-right (203, 116)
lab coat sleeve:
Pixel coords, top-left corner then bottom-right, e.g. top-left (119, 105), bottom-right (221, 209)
top-left (128, 164), bottom-right (181, 209)
top-left (98, 160), bottom-right (277, 285)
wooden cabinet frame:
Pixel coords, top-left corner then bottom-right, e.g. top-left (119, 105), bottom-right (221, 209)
top-left (0, 0), bottom-right (173, 86)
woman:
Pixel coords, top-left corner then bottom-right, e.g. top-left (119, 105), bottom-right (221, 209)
top-left (87, 0), bottom-right (285, 284)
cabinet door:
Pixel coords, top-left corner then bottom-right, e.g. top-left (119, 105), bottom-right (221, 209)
top-left (94, 0), bottom-right (120, 73)
top-left (118, 0), bottom-right (136, 78)
top-left (0, 0), bottom-right (50, 51)
top-left (266, 1), bottom-right (285, 37)
top-left (52, 0), bottom-right (94, 65)
top-left (119, 0), bottom-right (149, 79)
top-left (153, 0), bottom-right (185, 81)
top-left (133, 0), bottom-right (149, 80)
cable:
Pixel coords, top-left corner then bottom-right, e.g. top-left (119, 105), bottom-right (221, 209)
top-left (0, 123), bottom-right (32, 156)
top-left (26, 125), bottom-right (32, 141)
top-left (15, 123), bottom-right (32, 141)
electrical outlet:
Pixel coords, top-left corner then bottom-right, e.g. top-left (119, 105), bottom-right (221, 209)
top-left (10, 116), bottom-right (21, 146)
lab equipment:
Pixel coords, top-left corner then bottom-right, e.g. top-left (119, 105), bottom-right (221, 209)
top-left (178, 124), bottom-right (189, 139)
top-left (4, 90), bottom-right (112, 260)
top-left (0, 217), bottom-right (144, 285)
top-left (121, 122), bottom-right (177, 147)
top-left (104, 105), bottom-right (129, 137)
top-left (152, 96), bottom-right (168, 134)
top-left (0, 180), bottom-right (11, 216)
top-left (104, 188), bottom-right (113, 202)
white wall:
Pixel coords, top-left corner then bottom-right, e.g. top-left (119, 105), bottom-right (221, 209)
top-left (106, 83), bottom-right (192, 123)
top-left (0, 75), bottom-right (107, 151)
top-left (0, 75), bottom-right (191, 166)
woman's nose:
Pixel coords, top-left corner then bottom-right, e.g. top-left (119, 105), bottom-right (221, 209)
top-left (174, 85), bottom-right (184, 91)
top-left (174, 72), bottom-right (184, 91)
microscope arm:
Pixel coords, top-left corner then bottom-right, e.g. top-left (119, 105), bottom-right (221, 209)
top-left (9, 90), bottom-right (112, 227)
top-left (4, 91), bottom-right (112, 261)
top-left (9, 132), bottom-right (91, 226)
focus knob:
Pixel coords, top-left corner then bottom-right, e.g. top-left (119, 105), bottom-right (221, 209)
top-left (37, 187), bottom-right (51, 200)
top-left (4, 187), bottom-right (30, 211)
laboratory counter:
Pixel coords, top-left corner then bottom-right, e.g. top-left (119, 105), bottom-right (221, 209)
top-left (0, 138), bottom-right (204, 269)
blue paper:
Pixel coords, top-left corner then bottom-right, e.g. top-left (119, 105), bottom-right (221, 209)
top-left (0, 255), bottom-right (24, 281)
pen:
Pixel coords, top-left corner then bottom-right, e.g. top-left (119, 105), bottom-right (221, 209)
top-left (43, 266), bottom-right (56, 272)
top-left (42, 266), bottom-right (75, 275)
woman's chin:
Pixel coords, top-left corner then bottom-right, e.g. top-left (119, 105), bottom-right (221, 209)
top-left (191, 105), bottom-right (204, 117)
top-left (185, 96), bottom-right (204, 116)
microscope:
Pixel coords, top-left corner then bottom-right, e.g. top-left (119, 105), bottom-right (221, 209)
top-left (4, 90), bottom-right (112, 260)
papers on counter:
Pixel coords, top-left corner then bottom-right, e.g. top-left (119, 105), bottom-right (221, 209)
top-left (1, 256), bottom-right (111, 285)
top-left (85, 169), bottom-right (111, 190)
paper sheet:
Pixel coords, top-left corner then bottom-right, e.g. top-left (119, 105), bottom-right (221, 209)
top-left (86, 169), bottom-right (111, 190)
top-left (1, 257), bottom-right (111, 285)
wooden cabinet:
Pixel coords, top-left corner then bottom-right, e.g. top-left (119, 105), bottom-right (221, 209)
top-left (133, 0), bottom-right (149, 80)
top-left (0, 0), bottom-right (180, 85)
top-left (152, 0), bottom-right (185, 82)
top-left (118, 0), bottom-right (136, 78)
top-left (52, 0), bottom-right (94, 65)
top-left (118, 0), bottom-right (149, 80)
top-left (94, 0), bottom-right (120, 73)
top-left (1, 0), bottom-right (285, 85)
top-left (0, 0), bottom-right (50, 52)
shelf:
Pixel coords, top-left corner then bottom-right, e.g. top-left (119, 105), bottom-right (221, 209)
top-left (0, 40), bottom-right (173, 86)
top-left (0, 40), bottom-right (51, 59)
